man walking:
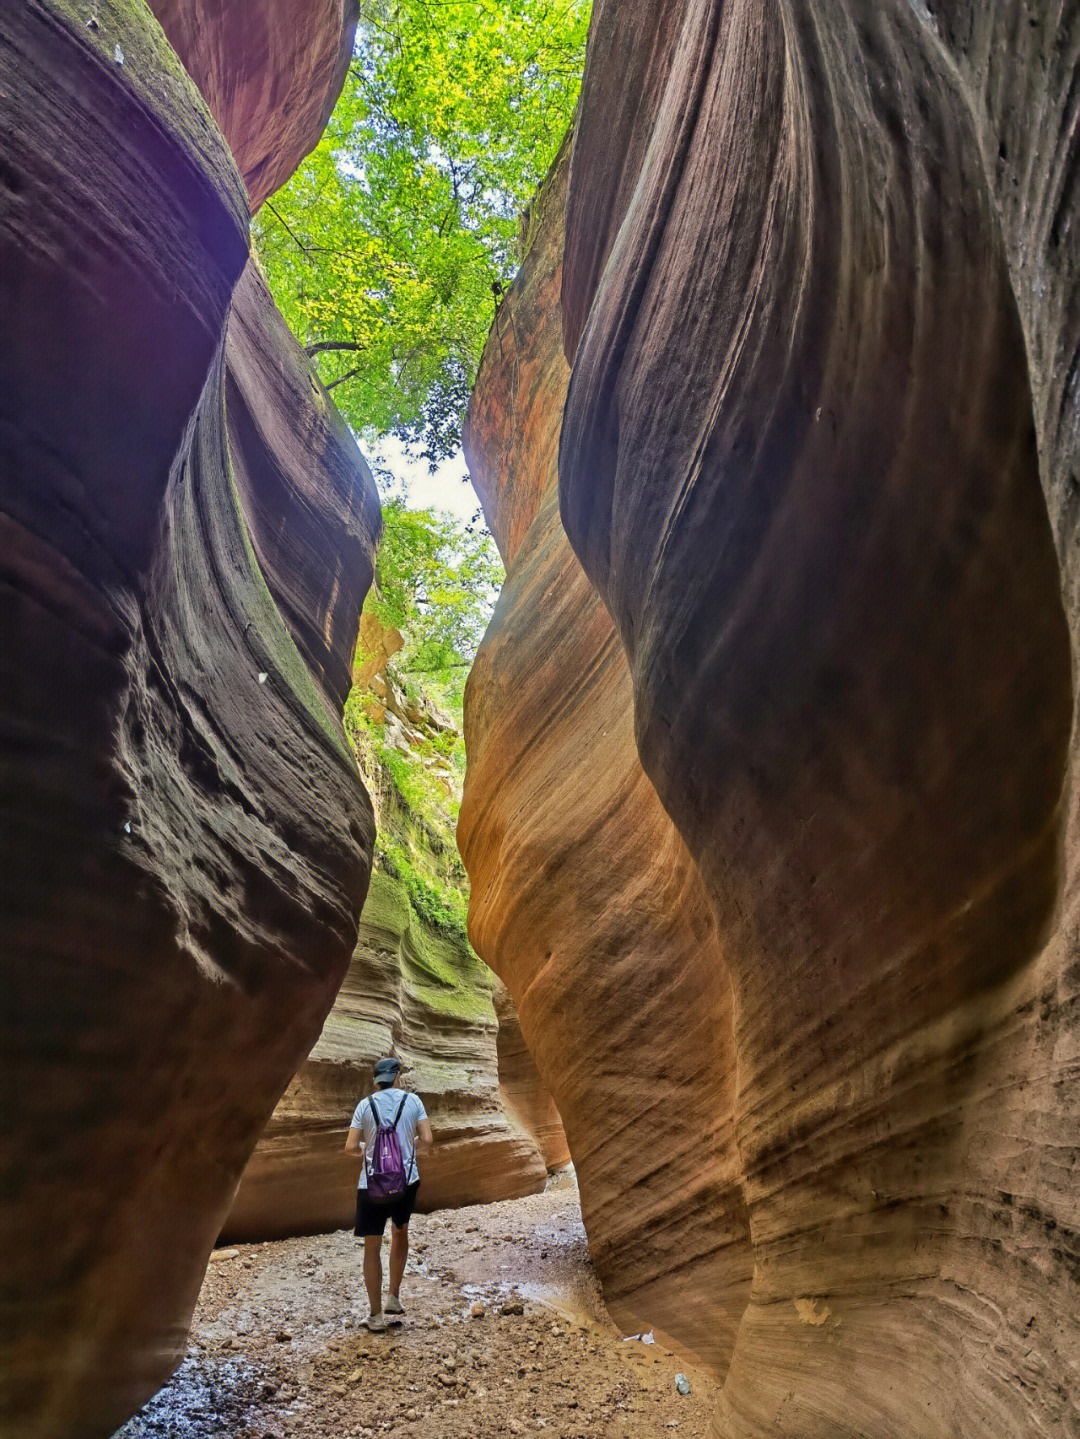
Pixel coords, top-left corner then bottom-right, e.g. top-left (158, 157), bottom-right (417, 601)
top-left (344, 1056), bottom-right (433, 1331)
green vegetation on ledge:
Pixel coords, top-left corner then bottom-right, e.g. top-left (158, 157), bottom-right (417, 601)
top-left (342, 499), bottom-right (498, 955)
top-left (338, 480), bottom-right (503, 960)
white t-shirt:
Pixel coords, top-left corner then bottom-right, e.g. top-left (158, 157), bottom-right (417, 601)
top-left (351, 1088), bottom-right (428, 1191)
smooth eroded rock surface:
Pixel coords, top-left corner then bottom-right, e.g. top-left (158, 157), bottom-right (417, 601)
top-left (458, 145), bottom-right (751, 1374)
top-left (0, 4), bottom-right (377, 1435)
top-left (146, 0), bottom-right (357, 210)
top-left (493, 982), bottom-right (570, 1174)
top-left (558, 1), bottom-right (1079, 1433)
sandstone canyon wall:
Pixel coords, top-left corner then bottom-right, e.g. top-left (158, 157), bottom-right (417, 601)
top-left (553, 0), bottom-right (1077, 1434)
top-left (458, 145), bottom-right (752, 1372)
top-left (222, 870), bottom-right (551, 1242)
top-left (1, 4), bottom-right (377, 1436)
top-left (494, 982), bottom-right (571, 1174)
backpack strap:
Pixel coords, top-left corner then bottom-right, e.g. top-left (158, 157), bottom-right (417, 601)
top-left (392, 1091), bottom-right (409, 1128)
top-left (368, 1092), bottom-right (383, 1128)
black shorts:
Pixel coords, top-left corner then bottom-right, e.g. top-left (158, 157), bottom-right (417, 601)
top-left (354, 1181), bottom-right (420, 1238)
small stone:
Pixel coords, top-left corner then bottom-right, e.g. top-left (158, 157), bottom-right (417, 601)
top-left (349, 1368), bottom-right (362, 1384)
top-left (469, 1301), bottom-right (486, 1319)
top-left (674, 1373), bottom-right (691, 1396)
top-left (260, 1381), bottom-right (278, 1398)
top-left (209, 1248), bottom-right (240, 1263)
top-left (275, 1330), bottom-right (292, 1343)
top-left (443, 1356), bottom-right (457, 1371)
top-left (508, 1423), bottom-right (524, 1436)
top-left (500, 1300), bottom-right (524, 1316)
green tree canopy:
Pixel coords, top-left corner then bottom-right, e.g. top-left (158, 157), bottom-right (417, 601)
top-left (254, 0), bottom-right (589, 462)
top-left (368, 494), bottom-right (504, 712)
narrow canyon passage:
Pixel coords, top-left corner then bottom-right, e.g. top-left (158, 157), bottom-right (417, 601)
top-left (5, 1), bottom-right (1080, 1436)
top-left (117, 1183), bottom-right (716, 1439)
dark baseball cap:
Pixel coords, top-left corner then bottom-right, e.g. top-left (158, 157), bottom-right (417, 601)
top-left (373, 1056), bottom-right (401, 1083)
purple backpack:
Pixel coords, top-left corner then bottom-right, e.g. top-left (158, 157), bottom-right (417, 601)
top-left (366, 1091), bottom-right (410, 1200)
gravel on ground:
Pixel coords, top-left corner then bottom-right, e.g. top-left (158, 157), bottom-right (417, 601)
top-left (116, 1177), bottom-right (715, 1438)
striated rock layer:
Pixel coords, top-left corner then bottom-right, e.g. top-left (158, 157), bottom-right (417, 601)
top-left (458, 144), bottom-right (751, 1373)
top-left (222, 871), bottom-right (550, 1242)
top-left (0, 3), bottom-right (377, 1436)
top-left (493, 982), bottom-right (570, 1174)
top-left (555, 0), bottom-right (1080, 1433)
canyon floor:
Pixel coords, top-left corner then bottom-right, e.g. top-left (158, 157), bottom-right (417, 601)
top-left (117, 1179), bottom-right (715, 1439)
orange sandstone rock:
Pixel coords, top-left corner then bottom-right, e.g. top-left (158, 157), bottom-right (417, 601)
top-left (352, 611), bottom-right (405, 692)
top-left (558, 1), bottom-right (1080, 1433)
top-left (146, 0), bottom-right (357, 211)
top-left (458, 144), bottom-right (752, 1375)
top-left (494, 982), bottom-right (570, 1174)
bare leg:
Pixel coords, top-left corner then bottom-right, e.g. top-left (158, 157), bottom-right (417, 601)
top-left (389, 1222), bottom-right (409, 1299)
top-left (364, 1234), bottom-right (383, 1316)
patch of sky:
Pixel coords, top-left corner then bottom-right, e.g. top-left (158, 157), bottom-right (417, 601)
top-left (367, 434), bottom-right (488, 530)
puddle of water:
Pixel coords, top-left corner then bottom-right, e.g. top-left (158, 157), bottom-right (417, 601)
top-left (114, 1354), bottom-right (270, 1438)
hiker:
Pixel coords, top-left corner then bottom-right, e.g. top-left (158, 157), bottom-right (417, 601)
top-left (344, 1056), bottom-right (433, 1331)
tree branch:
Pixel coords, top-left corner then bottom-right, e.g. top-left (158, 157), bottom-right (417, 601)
top-left (265, 202), bottom-right (311, 258)
top-left (325, 366), bottom-right (363, 392)
top-left (306, 340), bottom-right (367, 357)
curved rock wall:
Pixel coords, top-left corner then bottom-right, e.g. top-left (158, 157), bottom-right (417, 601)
top-left (0, 4), bottom-right (376, 1436)
top-left (554, 1), bottom-right (1080, 1434)
top-left (493, 983), bottom-right (570, 1174)
top-left (222, 870), bottom-right (549, 1241)
top-left (458, 145), bottom-right (752, 1372)
top-left (146, 0), bottom-right (357, 211)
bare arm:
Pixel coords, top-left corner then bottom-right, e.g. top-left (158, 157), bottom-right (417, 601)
top-left (415, 1119), bottom-right (434, 1157)
top-left (344, 1125), bottom-right (365, 1161)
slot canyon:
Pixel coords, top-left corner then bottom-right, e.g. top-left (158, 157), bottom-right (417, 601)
top-left (2, 2), bottom-right (1079, 1438)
